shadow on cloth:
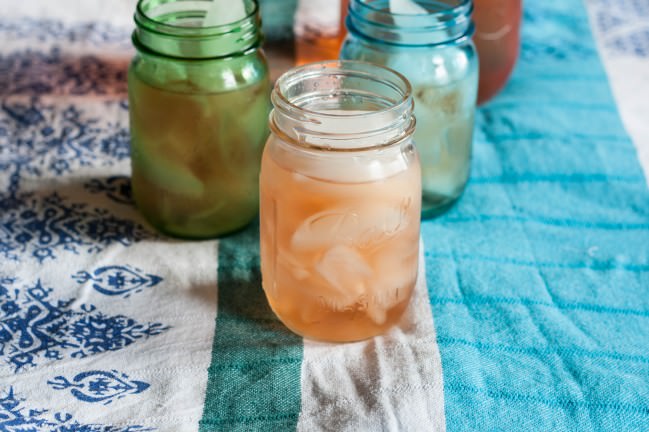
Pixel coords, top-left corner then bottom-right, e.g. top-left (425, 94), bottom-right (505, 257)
top-left (215, 221), bottom-right (302, 340)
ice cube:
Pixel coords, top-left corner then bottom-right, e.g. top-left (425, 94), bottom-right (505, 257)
top-left (292, 210), bottom-right (359, 252)
top-left (419, 113), bottom-right (473, 196)
top-left (364, 243), bottom-right (418, 325)
top-left (184, 198), bottom-right (227, 225)
top-left (133, 149), bottom-right (205, 198)
top-left (314, 245), bottom-right (372, 306)
top-left (414, 84), bottom-right (463, 116)
top-left (413, 83), bottom-right (472, 196)
top-left (204, 0), bottom-right (247, 27)
top-left (366, 282), bottom-right (412, 325)
top-left (355, 199), bottom-right (412, 249)
top-left (366, 303), bottom-right (387, 325)
top-left (389, 0), bottom-right (427, 14)
top-left (365, 286), bottom-right (410, 325)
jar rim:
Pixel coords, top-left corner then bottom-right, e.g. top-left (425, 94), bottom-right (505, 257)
top-left (133, 0), bottom-right (262, 58)
top-left (273, 60), bottom-right (412, 119)
top-left (135, 0), bottom-right (259, 35)
top-left (270, 60), bottom-right (416, 152)
top-left (347, 0), bottom-right (474, 47)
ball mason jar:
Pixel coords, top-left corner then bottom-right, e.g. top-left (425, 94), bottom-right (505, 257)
top-left (473, 0), bottom-right (522, 104)
top-left (340, 0), bottom-right (478, 218)
top-left (128, 0), bottom-right (270, 238)
top-left (260, 61), bottom-right (421, 342)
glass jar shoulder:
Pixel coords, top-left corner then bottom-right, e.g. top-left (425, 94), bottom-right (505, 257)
top-left (340, 35), bottom-right (478, 87)
top-left (129, 49), bottom-right (269, 95)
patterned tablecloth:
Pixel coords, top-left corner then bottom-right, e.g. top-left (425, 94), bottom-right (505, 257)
top-left (1, 0), bottom-right (648, 431)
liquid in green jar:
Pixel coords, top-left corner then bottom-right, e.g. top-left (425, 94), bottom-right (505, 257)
top-left (128, 71), bottom-right (270, 238)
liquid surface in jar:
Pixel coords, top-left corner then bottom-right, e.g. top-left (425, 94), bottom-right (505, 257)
top-left (260, 117), bottom-right (421, 342)
top-left (128, 70), bottom-right (269, 238)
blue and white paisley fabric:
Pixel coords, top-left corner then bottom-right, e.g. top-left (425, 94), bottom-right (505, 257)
top-left (586, 0), bottom-right (649, 182)
top-left (0, 1), bottom-right (218, 430)
top-left (1, 387), bottom-right (155, 431)
top-left (588, 0), bottom-right (649, 57)
top-left (48, 370), bottom-right (150, 405)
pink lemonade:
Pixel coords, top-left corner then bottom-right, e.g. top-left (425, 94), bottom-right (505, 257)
top-left (260, 134), bottom-right (421, 342)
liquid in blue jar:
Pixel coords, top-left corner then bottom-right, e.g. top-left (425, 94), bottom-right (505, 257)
top-left (340, 0), bottom-right (478, 218)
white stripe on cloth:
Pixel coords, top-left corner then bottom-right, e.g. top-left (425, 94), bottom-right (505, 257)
top-left (297, 241), bottom-right (446, 431)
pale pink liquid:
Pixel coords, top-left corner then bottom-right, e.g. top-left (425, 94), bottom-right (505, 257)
top-left (260, 137), bottom-right (421, 342)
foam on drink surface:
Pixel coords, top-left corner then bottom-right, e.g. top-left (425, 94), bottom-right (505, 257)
top-left (275, 108), bottom-right (412, 184)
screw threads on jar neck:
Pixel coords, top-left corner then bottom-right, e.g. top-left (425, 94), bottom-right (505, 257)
top-left (270, 61), bottom-right (415, 152)
top-left (347, 0), bottom-right (474, 47)
top-left (133, 0), bottom-right (262, 59)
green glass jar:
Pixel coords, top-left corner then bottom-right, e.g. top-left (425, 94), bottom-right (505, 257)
top-left (128, 0), bottom-right (270, 238)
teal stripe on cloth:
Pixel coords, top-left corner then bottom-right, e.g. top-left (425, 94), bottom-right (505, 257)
top-left (425, 0), bottom-right (649, 431)
top-left (199, 223), bottom-right (302, 432)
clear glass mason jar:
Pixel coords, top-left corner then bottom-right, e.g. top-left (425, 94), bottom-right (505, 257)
top-left (340, 0), bottom-right (478, 218)
top-left (128, 0), bottom-right (270, 238)
top-left (260, 61), bottom-right (421, 342)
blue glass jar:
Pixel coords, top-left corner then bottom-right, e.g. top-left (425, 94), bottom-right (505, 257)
top-left (340, 0), bottom-right (478, 218)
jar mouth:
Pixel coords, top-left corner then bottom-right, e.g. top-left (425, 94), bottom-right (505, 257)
top-left (133, 0), bottom-right (262, 59)
top-left (347, 0), bottom-right (474, 47)
top-left (135, 0), bottom-right (258, 33)
top-left (271, 60), bottom-right (415, 152)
